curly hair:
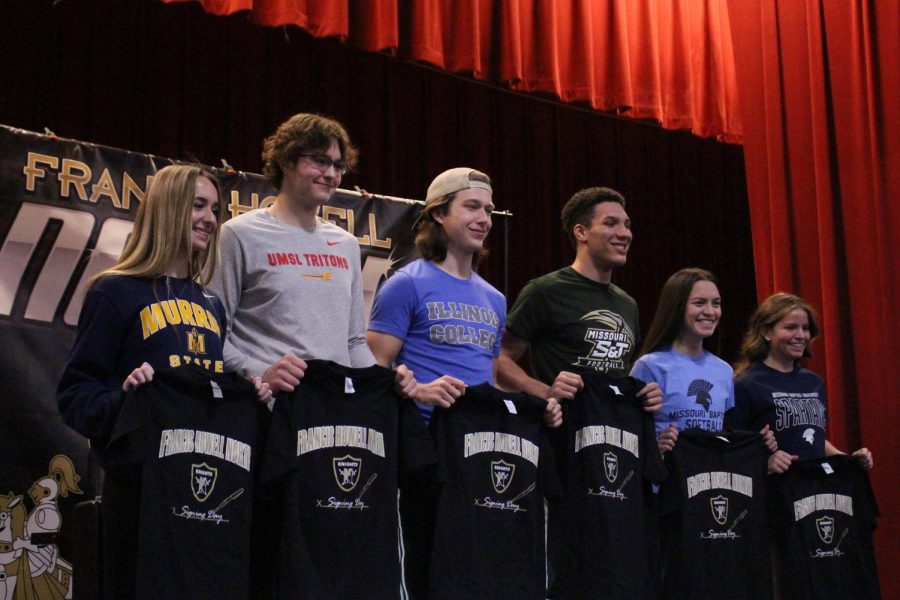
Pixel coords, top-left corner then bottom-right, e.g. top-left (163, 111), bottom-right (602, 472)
top-left (560, 187), bottom-right (626, 249)
top-left (261, 113), bottom-right (358, 190)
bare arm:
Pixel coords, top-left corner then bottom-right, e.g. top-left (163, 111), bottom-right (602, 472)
top-left (496, 331), bottom-right (551, 398)
top-left (367, 330), bottom-right (403, 367)
top-left (497, 330), bottom-right (584, 403)
top-left (824, 439), bottom-right (843, 456)
top-left (497, 331), bottom-right (565, 428)
top-left (825, 439), bottom-right (873, 469)
top-left (367, 330), bottom-right (452, 404)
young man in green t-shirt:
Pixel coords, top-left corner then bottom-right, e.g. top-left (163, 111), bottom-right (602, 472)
top-left (497, 186), bottom-right (662, 410)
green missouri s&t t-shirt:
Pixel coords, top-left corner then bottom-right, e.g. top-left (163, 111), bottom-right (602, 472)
top-left (505, 267), bottom-right (640, 384)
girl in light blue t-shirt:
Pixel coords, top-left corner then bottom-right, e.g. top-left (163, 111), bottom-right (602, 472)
top-left (630, 268), bottom-right (739, 453)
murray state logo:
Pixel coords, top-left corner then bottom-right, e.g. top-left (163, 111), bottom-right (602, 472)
top-left (333, 455), bottom-right (362, 492)
top-left (603, 451), bottom-right (619, 483)
top-left (491, 460), bottom-right (515, 494)
top-left (710, 495), bottom-right (729, 525)
top-left (191, 463), bottom-right (218, 502)
top-left (187, 327), bottom-right (206, 354)
top-left (816, 515), bottom-right (835, 544)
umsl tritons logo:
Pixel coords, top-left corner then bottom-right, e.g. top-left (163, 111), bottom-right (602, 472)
top-left (710, 495), bottom-right (729, 525)
top-left (491, 460), bottom-right (515, 494)
top-left (333, 455), bottom-right (362, 492)
top-left (816, 515), bottom-right (835, 544)
top-left (603, 451), bottom-right (619, 483)
top-left (191, 463), bottom-right (218, 502)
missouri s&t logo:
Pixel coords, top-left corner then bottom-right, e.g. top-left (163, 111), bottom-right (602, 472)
top-left (574, 310), bottom-right (635, 372)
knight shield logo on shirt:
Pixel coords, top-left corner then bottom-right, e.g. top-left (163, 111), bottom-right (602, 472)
top-left (816, 515), bottom-right (835, 544)
top-left (603, 451), bottom-right (619, 482)
top-left (710, 495), bottom-right (729, 525)
top-left (191, 463), bottom-right (218, 502)
top-left (333, 455), bottom-right (362, 492)
top-left (491, 460), bottom-right (515, 494)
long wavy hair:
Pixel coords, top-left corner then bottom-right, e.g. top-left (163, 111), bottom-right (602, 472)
top-left (92, 164), bottom-right (223, 287)
top-left (415, 170), bottom-right (492, 268)
top-left (734, 292), bottom-right (820, 374)
top-left (638, 268), bottom-right (719, 357)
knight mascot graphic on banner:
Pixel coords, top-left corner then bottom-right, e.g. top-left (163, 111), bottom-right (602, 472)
top-left (0, 455), bottom-right (82, 599)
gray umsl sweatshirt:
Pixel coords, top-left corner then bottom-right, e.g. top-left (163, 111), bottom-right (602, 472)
top-left (210, 209), bottom-right (375, 379)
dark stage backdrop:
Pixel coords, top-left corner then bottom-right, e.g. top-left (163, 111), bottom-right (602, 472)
top-left (0, 0), bottom-right (755, 360)
top-left (0, 124), bottom-right (424, 595)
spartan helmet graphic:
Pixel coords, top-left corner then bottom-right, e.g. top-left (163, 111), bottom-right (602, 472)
top-left (802, 428), bottom-right (816, 444)
top-left (688, 379), bottom-right (714, 411)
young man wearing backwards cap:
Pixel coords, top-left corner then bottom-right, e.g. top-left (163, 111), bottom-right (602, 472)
top-left (367, 168), bottom-right (560, 599)
top-left (367, 167), bottom-right (505, 422)
top-left (366, 168), bottom-right (503, 599)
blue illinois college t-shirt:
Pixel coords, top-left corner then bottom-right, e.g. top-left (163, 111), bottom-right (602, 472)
top-left (630, 347), bottom-right (735, 436)
top-left (368, 259), bottom-right (505, 422)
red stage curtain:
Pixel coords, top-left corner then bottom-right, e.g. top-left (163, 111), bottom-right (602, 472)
top-left (161, 0), bottom-right (743, 141)
top-left (729, 1), bottom-right (899, 594)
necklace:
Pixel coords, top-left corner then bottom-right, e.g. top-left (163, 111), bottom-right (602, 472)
top-left (153, 276), bottom-right (224, 358)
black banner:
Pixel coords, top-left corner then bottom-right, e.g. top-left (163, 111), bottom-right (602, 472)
top-left (0, 124), bottom-right (421, 595)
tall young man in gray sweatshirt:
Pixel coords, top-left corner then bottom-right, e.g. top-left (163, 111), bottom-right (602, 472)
top-left (210, 113), bottom-right (414, 393)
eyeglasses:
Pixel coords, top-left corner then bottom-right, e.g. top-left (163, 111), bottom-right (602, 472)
top-left (299, 154), bottom-right (348, 175)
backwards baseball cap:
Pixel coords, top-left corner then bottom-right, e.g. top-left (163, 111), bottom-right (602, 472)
top-left (415, 167), bottom-right (492, 229)
top-left (426, 167), bottom-right (492, 202)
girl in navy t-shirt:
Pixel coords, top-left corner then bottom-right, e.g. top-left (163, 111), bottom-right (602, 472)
top-left (726, 292), bottom-right (872, 473)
